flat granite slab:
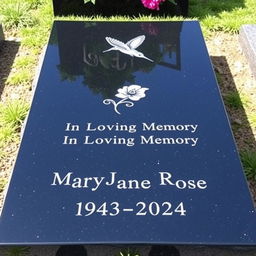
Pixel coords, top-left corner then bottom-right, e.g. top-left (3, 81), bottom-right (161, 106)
top-left (239, 24), bottom-right (256, 78)
top-left (0, 21), bottom-right (255, 246)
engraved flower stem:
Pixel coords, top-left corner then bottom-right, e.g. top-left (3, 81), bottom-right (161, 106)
top-left (114, 97), bottom-right (134, 115)
top-left (103, 97), bottom-right (134, 115)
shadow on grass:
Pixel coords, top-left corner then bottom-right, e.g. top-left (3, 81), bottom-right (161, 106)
top-left (0, 41), bottom-right (20, 98)
top-left (211, 56), bottom-right (256, 205)
top-left (189, 0), bottom-right (245, 18)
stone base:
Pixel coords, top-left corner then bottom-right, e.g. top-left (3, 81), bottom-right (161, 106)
top-left (239, 24), bottom-right (256, 79)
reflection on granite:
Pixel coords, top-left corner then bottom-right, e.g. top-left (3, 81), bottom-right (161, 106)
top-left (54, 22), bottom-right (182, 99)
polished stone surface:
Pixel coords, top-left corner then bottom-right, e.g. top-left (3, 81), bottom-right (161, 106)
top-left (0, 21), bottom-right (255, 245)
top-left (239, 24), bottom-right (256, 78)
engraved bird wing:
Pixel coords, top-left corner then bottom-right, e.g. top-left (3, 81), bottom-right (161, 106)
top-left (105, 37), bottom-right (130, 51)
top-left (126, 35), bottom-right (146, 49)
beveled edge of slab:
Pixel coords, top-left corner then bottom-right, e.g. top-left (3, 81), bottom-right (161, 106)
top-left (239, 24), bottom-right (256, 79)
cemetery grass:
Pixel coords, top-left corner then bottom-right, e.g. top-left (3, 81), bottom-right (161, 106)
top-left (0, 0), bottom-right (256, 207)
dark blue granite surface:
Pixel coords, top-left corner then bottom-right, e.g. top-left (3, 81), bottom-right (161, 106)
top-left (0, 21), bottom-right (255, 245)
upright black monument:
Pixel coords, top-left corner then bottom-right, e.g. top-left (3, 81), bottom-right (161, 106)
top-left (52, 0), bottom-right (189, 17)
top-left (0, 21), bottom-right (255, 247)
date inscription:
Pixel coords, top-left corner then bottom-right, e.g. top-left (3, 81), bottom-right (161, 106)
top-left (75, 201), bottom-right (186, 217)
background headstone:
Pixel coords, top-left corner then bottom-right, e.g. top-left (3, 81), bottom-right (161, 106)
top-left (239, 24), bottom-right (256, 79)
top-left (52, 0), bottom-right (188, 17)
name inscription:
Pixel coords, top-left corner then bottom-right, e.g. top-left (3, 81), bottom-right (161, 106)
top-left (51, 171), bottom-right (207, 191)
top-left (51, 171), bottom-right (207, 217)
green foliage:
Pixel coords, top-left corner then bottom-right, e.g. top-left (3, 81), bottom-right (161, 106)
top-left (224, 92), bottom-right (243, 109)
top-left (248, 112), bottom-right (256, 129)
top-left (214, 72), bottom-right (222, 85)
top-left (21, 26), bottom-right (50, 49)
top-left (6, 247), bottom-right (31, 256)
top-left (223, 92), bottom-right (249, 109)
top-left (19, 0), bottom-right (53, 49)
top-left (26, 0), bottom-right (42, 9)
top-left (0, 178), bottom-right (8, 193)
top-left (0, 100), bottom-right (29, 129)
top-left (7, 69), bottom-right (32, 85)
top-left (14, 56), bottom-right (36, 69)
top-left (190, 0), bottom-right (256, 33)
top-left (0, 118), bottom-right (19, 160)
top-left (0, 1), bottom-right (39, 29)
top-left (0, 124), bottom-right (17, 142)
top-left (240, 151), bottom-right (256, 180)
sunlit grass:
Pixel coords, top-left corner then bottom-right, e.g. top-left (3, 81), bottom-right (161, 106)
top-left (190, 0), bottom-right (256, 33)
top-left (0, 178), bottom-right (8, 193)
top-left (6, 69), bottom-right (32, 85)
top-left (0, 1), bottom-right (40, 29)
top-left (0, 124), bottom-right (17, 142)
top-left (0, 100), bottom-right (29, 129)
top-left (14, 55), bottom-right (36, 69)
top-left (240, 151), bottom-right (256, 180)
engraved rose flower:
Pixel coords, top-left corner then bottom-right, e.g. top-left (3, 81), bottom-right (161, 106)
top-left (115, 85), bottom-right (149, 101)
top-left (103, 85), bottom-right (149, 114)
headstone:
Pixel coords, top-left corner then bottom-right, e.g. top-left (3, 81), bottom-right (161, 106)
top-left (0, 24), bottom-right (4, 45)
top-left (0, 21), bottom-right (255, 246)
top-left (52, 0), bottom-right (188, 17)
top-left (239, 24), bottom-right (256, 79)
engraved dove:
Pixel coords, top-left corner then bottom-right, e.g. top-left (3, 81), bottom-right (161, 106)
top-left (103, 35), bottom-right (153, 62)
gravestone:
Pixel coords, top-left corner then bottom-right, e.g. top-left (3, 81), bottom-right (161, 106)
top-left (0, 21), bottom-right (255, 246)
top-left (239, 24), bottom-right (256, 79)
top-left (52, 0), bottom-right (189, 17)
